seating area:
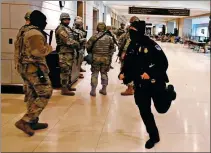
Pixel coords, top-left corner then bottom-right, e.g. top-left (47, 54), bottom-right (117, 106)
top-left (154, 34), bottom-right (210, 53)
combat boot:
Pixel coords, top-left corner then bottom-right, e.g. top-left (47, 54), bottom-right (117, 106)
top-left (15, 119), bottom-right (34, 136)
top-left (145, 133), bottom-right (160, 149)
top-left (90, 86), bottom-right (96, 97)
top-left (30, 117), bottom-right (48, 130)
top-left (79, 73), bottom-right (84, 79)
top-left (80, 67), bottom-right (86, 72)
top-left (99, 85), bottom-right (107, 95)
top-left (121, 85), bottom-right (134, 96)
top-left (61, 87), bottom-right (75, 96)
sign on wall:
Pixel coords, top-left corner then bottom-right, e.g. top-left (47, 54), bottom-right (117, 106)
top-left (129, 7), bottom-right (190, 16)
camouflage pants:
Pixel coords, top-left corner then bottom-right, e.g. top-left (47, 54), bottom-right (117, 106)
top-left (91, 56), bottom-right (111, 87)
top-left (59, 52), bottom-right (74, 88)
top-left (78, 49), bottom-right (85, 66)
top-left (20, 72), bottom-right (52, 123)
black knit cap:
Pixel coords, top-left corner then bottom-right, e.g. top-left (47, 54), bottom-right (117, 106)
top-left (130, 20), bottom-right (146, 35)
top-left (30, 10), bottom-right (47, 30)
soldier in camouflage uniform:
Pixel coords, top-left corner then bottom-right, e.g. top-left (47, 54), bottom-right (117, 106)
top-left (118, 16), bottom-right (140, 96)
top-left (55, 13), bottom-right (80, 96)
top-left (72, 16), bottom-right (87, 78)
top-left (86, 22), bottom-right (115, 96)
top-left (118, 25), bottom-right (134, 96)
top-left (14, 10), bottom-right (53, 136)
top-left (115, 23), bottom-right (126, 39)
top-left (106, 26), bottom-right (117, 69)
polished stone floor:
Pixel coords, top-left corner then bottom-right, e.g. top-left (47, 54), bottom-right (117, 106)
top-left (1, 42), bottom-right (210, 152)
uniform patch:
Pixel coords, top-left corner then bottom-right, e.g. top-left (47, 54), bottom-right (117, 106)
top-left (155, 45), bottom-right (162, 51)
top-left (139, 47), bottom-right (142, 52)
top-left (60, 31), bottom-right (68, 38)
top-left (144, 48), bottom-right (148, 53)
top-left (151, 79), bottom-right (156, 83)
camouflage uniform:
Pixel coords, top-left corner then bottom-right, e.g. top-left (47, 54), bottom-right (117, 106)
top-left (118, 24), bottom-right (135, 96)
top-left (55, 13), bottom-right (80, 95)
top-left (106, 26), bottom-right (117, 69)
top-left (14, 10), bottom-right (53, 136)
top-left (118, 31), bottom-right (130, 68)
top-left (115, 23), bottom-right (126, 39)
top-left (86, 22), bottom-right (115, 96)
top-left (72, 16), bottom-right (87, 76)
top-left (15, 24), bottom-right (53, 134)
top-left (119, 16), bottom-right (140, 96)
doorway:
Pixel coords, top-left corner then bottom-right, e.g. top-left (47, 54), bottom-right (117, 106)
top-left (93, 8), bottom-right (99, 34)
top-left (77, 1), bottom-right (83, 18)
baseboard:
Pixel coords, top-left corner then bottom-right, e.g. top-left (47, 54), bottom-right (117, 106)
top-left (1, 77), bottom-right (79, 94)
top-left (1, 84), bottom-right (24, 94)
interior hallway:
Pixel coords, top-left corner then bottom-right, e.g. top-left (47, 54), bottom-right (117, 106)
top-left (1, 42), bottom-right (210, 152)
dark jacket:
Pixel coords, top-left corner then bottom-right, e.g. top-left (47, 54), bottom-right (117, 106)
top-left (119, 36), bottom-right (169, 85)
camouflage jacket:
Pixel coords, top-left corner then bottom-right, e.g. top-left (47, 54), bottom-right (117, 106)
top-left (15, 25), bottom-right (52, 73)
top-left (86, 32), bottom-right (115, 56)
top-left (14, 24), bottom-right (31, 68)
top-left (55, 24), bottom-right (79, 53)
top-left (116, 28), bottom-right (125, 38)
top-left (105, 31), bottom-right (117, 53)
top-left (72, 27), bottom-right (87, 49)
top-left (118, 32), bottom-right (130, 53)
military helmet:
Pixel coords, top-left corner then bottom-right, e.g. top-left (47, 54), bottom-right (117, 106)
top-left (74, 16), bottom-right (82, 22)
top-left (129, 16), bottom-right (140, 23)
top-left (24, 11), bottom-right (31, 20)
top-left (74, 16), bottom-right (83, 25)
top-left (97, 22), bottom-right (106, 31)
top-left (60, 13), bottom-right (70, 20)
top-left (106, 26), bottom-right (112, 31)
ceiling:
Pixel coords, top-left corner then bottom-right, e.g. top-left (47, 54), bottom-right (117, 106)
top-left (103, 1), bottom-right (210, 25)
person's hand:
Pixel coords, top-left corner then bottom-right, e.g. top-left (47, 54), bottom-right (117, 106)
top-left (141, 72), bottom-right (150, 80)
top-left (119, 74), bottom-right (125, 80)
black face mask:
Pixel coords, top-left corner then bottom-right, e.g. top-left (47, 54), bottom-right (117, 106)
top-left (62, 22), bottom-right (69, 27)
top-left (129, 29), bottom-right (139, 42)
top-left (129, 29), bottom-right (148, 46)
top-left (61, 19), bottom-right (70, 27)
